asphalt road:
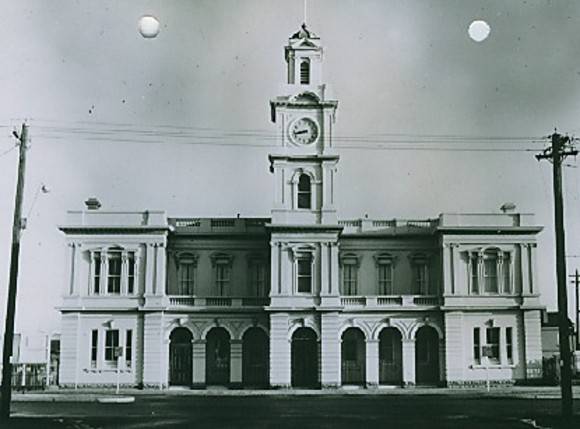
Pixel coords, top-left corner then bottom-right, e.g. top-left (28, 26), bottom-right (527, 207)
top-left (5, 395), bottom-right (580, 429)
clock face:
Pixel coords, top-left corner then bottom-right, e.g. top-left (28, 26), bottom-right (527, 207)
top-left (289, 117), bottom-right (319, 145)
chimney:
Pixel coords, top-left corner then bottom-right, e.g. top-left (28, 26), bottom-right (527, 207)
top-left (500, 202), bottom-right (516, 213)
top-left (85, 197), bottom-right (101, 210)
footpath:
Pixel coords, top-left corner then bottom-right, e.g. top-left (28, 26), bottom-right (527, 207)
top-left (12, 385), bottom-right (580, 402)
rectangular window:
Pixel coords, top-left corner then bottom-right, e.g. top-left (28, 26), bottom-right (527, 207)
top-left (104, 330), bottom-right (119, 362)
top-left (484, 257), bottom-right (498, 294)
top-left (485, 327), bottom-right (500, 364)
top-left (179, 262), bottom-right (195, 295)
top-left (473, 327), bottom-right (481, 365)
top-left (250, 262), bottom-right (267, 296)
top-left (93, 252), bottom-right (101, 294)
top-left (127, 253), bottom-right (135, 294)
top-left (125, 330), bottom-right (132, 368)
top-left (216, 263), bottom-right (230, 296)
top-left (297, 257), bottom-right (312, 293)
top-left (414, 263), bottom-right (429, 295)
top-left (107, 252), bottom-right (122, 294)
top-left (378, 264), bottom-right (393, 295)
top-left (91, 330), bottom-right (98, 367)
top-left (342, 264), bottom-right (358, 295)
top-left (506, 327), bottom-right (513, 364)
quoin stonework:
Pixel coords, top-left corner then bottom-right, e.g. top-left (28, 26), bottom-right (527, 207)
top-left (58, 24), bottom-right (544, 389)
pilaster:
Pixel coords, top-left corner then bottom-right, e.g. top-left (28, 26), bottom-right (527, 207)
top-left (402, 338), bottom-right (416, 387)
top-left (366, 339), bottom-right (379, 388)
top-left (523, 310), bottom-right (543, 380)
top-left (320, 312), bottom-right (340, 387)
top-left (269, 313), bottom-right (291, 387)
top-left (230, 339), bottom-right (243, 388)
top-left (192, 339), bottom-right (206, 388)
top-left (444, 311), bottom-right (464, 383)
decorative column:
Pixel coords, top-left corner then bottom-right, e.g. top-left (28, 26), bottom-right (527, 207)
top-left (270, 241), bottom-right (281, 296)
top-left (230, 339), bottom-right (243, 388)
top-left (155, 243), bottom-right (166, 296)
top-left (442, 243), bottom-right (453, 296)
top-left (145, 243), bottom-right (155, 296)
top-left (65, 243), bottom-right (76, 296)
top-left (320, 242), bottom-right (330, 296)
top-left (365, 339), bottom-right (379, 388)
top-left (192, 339), bottom-right (206, 388)
top-left (121, 251), bottom-right (129, 296)
top-left (402, 338), bottom-right (416, 387)
top-left (320, 312), bottom-right (340, 387)
top-left (330, 243), bottom-right (340, 296)
top-left (520, 243), bottom-right (531, 296)
top-left (529, 243), bottom-right (538, 295)
top-left (269, 313), bottom-right (291, 388)
top-left (89, 250), bottom-right (99, 295)
top-left (100, 251), bottom-right (108, 295)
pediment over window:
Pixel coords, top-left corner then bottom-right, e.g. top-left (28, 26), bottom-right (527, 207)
top-left (408, 252), bottom-right (431, 263)
top-left (289, 244), bottom-right (316, 261)
top-left (374, 252), bottom-right (397, 265)
top-left (176, 252), bottom-right (198, 265)
top-left (339, 252), bottom-right (360, 267)
top-left (210, 252), bottom-right (233, 267)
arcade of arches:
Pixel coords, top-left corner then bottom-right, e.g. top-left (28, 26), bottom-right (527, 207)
top-left (168, 325), bottom-right (441, 388)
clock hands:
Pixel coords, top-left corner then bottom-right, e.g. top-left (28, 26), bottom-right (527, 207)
top-left (294, 129), bottom-right (309, 135)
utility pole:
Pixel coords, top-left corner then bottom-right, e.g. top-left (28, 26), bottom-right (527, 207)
top-left (0, 123), bottom-right (29, 420)
top-left (536, 131), bottom-right (577, 420)
top-left (569, 270), bottom-right (580, 350)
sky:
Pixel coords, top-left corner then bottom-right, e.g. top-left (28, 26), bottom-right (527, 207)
top-left (2, 0), bottom-right (580, 335)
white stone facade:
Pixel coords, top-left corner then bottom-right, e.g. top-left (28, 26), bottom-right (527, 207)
top-left (58, 25), bottom-right (544, 389)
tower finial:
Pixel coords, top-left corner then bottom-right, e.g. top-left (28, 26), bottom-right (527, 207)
top-left (303, 0), bottom-right (308, 26)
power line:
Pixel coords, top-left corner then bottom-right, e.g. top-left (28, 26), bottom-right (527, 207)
top-left (0, 144), bottom-right (18, 159)
top-left (25, 118), bottom-right (545, 142)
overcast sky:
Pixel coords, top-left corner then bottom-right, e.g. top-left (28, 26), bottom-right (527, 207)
top-left (2, 0), bottom-right (580, 334)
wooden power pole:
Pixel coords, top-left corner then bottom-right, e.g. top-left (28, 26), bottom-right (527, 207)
top-left (536, 131), bottom-right (576, 420)
top-left (0, 123), bottom-right (29, 420)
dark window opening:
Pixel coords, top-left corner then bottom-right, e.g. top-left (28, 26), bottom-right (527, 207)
top-left (297, 174), bottom-right (311, 209)
top-left (300, 60), bottom-right (310, 84)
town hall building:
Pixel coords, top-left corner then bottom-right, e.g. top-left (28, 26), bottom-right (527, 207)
top-left (58, 24), bottom-right (544, 389)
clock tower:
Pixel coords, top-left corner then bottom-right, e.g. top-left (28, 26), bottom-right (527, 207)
top-left (267, 24), bottom-right (343, 388)
top-left (269, 23), bottom-right (340, 225)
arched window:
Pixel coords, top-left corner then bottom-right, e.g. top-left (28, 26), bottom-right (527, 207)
top-left (297, 174), bottom-right (311, 209)
top-left (300, 59), bottom-right (310, 85)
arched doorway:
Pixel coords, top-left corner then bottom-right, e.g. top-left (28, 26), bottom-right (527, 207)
top-left (169, 327), bottom-right (193, 386)
top-left (341, 328), bottom-right (366, 385)
top-left (242, 327), bottom-right (269, 387)
top-left (379, 327), bottom-right (402, 385)
top-left (206, 327), bottom-right (230, 386)
top-left (415, 326), bottom-right (440, 385)
top-left (291, 327), bottom-right (318, 388)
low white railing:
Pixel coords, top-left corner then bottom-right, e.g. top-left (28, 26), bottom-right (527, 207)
top-left (167, 296), bottom-right (269, 308)
top-left (340, 295), bottom-right (440, 308)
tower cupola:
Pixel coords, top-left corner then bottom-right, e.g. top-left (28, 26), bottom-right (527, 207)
top-left (284, 23), bottom-right (325, 96)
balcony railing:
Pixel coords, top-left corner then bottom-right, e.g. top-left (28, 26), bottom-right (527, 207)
top-left (166, 295), bottom-right (439, 309)
top-left (339, 218), bottom-right (438, 233)
top-left (167, 296), bottom-right (269, 308)
top-left (170, 218), bottom-right (269, 233)
top-left (341, 295), bottom-right (440, 308)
